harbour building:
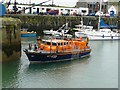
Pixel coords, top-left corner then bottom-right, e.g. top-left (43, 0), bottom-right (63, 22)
top-left (75, 0), bottom-right (108, 14)
top-left (76, 0), bottom-right (119, 16)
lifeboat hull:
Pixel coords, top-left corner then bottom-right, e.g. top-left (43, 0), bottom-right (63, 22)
top-left (24, 49), bottom-right (91, 63)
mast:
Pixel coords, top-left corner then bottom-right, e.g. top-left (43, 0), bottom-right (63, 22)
top-left (29, 0), bottom-right (31, 4)
top-left (81, 15), bottom-right (84, 31)
top-left (98, 0), bottom-right (102, 30)
top-left (50, 37), bottom-right (52, 53)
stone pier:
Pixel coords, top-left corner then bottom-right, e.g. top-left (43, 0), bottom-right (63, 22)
top-left (0, 17), bottom-right (21, 62)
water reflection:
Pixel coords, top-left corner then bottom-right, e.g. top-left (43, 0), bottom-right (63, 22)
top-left (2, 60), bottom-right (20, 88)
top-left (21, 57), bottom-right (91, 88)
top-left (2, 37), bottom-right (118, 88)
top-left (28, 57), bottom-right (91, 71)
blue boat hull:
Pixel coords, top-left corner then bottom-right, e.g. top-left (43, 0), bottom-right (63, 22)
top-left (25, 50), bottom-right (91, 63)
top-left (21, 33), bottom-right (36, 37)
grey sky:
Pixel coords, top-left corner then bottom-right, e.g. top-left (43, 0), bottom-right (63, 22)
top-left (1, 0), bottom-right (79, 7)
top-left (1, 0), bottom-right (119, 7)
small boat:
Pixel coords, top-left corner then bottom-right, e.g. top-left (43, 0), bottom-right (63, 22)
top-left (43, 23), bottom-right (69, 36)
top-left (21, 29), bottom-right (36, 37)
top-left (24, 37), bottom-right (91, 63)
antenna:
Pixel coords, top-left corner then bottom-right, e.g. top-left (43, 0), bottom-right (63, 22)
top-left (52, 0), bottom-right (54, 6)
top-left (6, 0), bottom-right (11, 8)
top-left (98, 0), bottom-right (102, 30)
top-left (29, 0), bottom-right (31, 4)
top-left (13, 0), bottom-right (18, 14)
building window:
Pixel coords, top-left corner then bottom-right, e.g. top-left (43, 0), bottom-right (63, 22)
top-left (82, 10), bottom-right (86, 13)
top-left (102, 5), bottom-right (104, 9)
top-left (90, 4), bottom-right (92, 8)
top-left (93, 4), bottom-right (95, 8)
top-left (88, 4), bottom-right (90, 8)
top-left (89, 10), bottom-right (92, 13)
top-left (105, 5), bottom-right (107, 9)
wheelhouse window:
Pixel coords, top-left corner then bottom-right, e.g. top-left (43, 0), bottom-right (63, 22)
top-left (42, 8), bottom-right (44, 10)
top-left (52, 42), bottom-right (57, 46)
top-left (58, 43), bottom-right (62, 46)
top-left (64, 42), bottom-right (68, 45)
top-left (46, 42), bottom-right (51, 45)
top-left (42, 41), bottom-right (46, 44)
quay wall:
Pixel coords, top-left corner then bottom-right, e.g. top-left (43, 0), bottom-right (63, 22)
top-left (5, 15), bottom-right (119, 35)
top-left (0, 17), bottom-right (21, 62)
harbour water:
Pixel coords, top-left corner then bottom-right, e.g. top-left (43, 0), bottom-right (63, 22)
top-left (2, 37), bottom-right (118, 88)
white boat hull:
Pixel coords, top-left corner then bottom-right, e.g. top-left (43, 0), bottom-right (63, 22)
top-left (75, 29), bottom-right (120, 40)
top-left (88, 35), bottom-right (120, 40)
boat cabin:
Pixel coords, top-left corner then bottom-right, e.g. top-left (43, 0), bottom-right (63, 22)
top-left (38, 38), bottom-right (88, 53)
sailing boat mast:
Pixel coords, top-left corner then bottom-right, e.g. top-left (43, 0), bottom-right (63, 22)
top-left (98, 0), bottom-right (102, 30)
top-left (81, 15), bottom-right (84, 30)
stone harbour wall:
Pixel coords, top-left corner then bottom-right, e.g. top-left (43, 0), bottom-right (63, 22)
top-left (0, 17), bottom-right (21, 62)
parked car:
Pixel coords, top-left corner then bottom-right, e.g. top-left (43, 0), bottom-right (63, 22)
top-left (105, 13), bottom-right (110, 17)
top-left (46, 10), bottom-right (59, 15)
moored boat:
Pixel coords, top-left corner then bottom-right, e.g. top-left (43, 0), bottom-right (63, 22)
top-left (21, 29), bottom-right (36, 37)
top-left (74, 19), bottom-right (120, 40)
top-left (75, 28), bottom-right (120, 40)
top-left (43, 23), bottom-right (69, 36)
top-left (24, 37), bottom-right (91, 63)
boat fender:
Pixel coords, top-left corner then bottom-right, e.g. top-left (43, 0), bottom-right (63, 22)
top-left (79, 37), bottom-right (82, 41)
top-left (102, 35), bottom-right (104, 38)
top-left (85, 37), bottom-right (89, 43)
top-left (111, 36), bottom-right (113, 39)
top-left (34, 44), bottom-right (38, 51)
top-left (29, 43), bottom-right (32, 50)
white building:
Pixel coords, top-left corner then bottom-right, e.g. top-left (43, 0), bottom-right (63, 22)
top-left (78, 7), bottom-right (89, 15)
top-left (7, 4), bottom-right (89, 15)
top-left (108, 5), bottom-right (117, 15)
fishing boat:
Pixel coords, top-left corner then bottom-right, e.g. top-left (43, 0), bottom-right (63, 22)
top-left (21, 29), bottom-right (36, 37)
top-left (24, 37), bottom-right (91, 63)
